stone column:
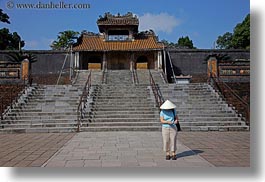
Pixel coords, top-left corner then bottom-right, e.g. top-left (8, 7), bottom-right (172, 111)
top-left (130, 52), bottom-right (135, 71)
top-left (154, 52), bottom-right (158, 70)
top-left (74, 52), bottom-right (79, 69)
top-left (157, 51), bottom-right (162, 70)
top-left (207, 57), bottom-right (218, 78)
top-left (102, 52), bottom-right (107, 70)
top-left (21, 59), bottom-right (29, 82)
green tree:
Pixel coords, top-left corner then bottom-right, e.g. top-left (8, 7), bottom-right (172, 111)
top-left (0, 28), bottom-right (25, 50)
top-left (231, 14), bottom-right (250, 49)
top-left (177, 36), bottom-right (195, 49)
top-left (0, 9), bottom-right (10, 24)
top-left (216, 32), bottom-right (233, 49)
top-left (216, 14), bottom-right (250, 49)
top-left (0, 10), bottom-right (25, 50)
top-left (50, 30), bottom-right (79, 50)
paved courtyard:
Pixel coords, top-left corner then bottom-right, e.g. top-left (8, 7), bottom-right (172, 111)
top-left (0, 131), bottom-right (250, 167)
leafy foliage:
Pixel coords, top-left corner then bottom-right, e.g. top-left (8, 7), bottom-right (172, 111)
top-left (0, 28), bottom-right (25, 50)
top-left (50, 30), bottom-right (79, 50)
top-left (216, 14), bottom-right (250, 49)
top-left (8, 51), bottom-right (37, 64)
top-left (232, 14), bottom-right (250, 49)
top-left (177, 36), bottom-right (196, 49)
top-left (216, 32), bottom-right (233, 49)
top-left (0, 10), bottom-right (25, 50)
top-left (0, 9), bottom-right (10, 24)
top-left (161, 36), bottom-right (196, 49)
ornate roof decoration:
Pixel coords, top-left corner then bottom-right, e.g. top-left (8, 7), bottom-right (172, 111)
top-left (97, 12), bottom-right (139, 26)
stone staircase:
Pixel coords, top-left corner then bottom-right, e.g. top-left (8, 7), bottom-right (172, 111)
top-left (158, 83), bottom-right (249, 131)
top-left (135, 70), bottom-right (149, 84)
top-left (0, 68), bottom-right (249, 133)
top-left (74, 70), bottom-right (103, 86)
top-left (105, 70), bottom-right (133, 85)
top-left (0, 85), bottom-right (82, 133)
top-left (135, 70), bottom-right (167, 85)
top-left (80, 70), bottom-right (160, 131)
top-left (150, 70), bottom-right (167, 84)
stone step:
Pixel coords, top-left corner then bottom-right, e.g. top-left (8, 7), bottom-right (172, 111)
top-left (169, 101), bottom-right (228, 105)
top-left (84, 121), bottom-right (160, 127)
top-left (98, 90), bottom-right (149, 93)
top-left (1, 119), bottom-right (77, 124)
top-left (91, 110), bottom-right (237, 118)
top-left (92, 96), bottom-right (150, 100)
top-left (91, 114), bottom-right (156, 119)
top-left (90, 111), bottom-right (157, 115)
top-left (10, 108), bottom-right (77, 113)
top-left (92, 100), bottom-right (153, 104)
top-left (79, 126), bottom-right (161, 132)
top-left (181, 126), bottom-right (249, 132)
top-left (4, 115), bottom-right (77, 120)
top-left (162, 92), bottom-right (215, 96)
top-left (79, 125), bottom-right (249, 132)
top-left (81, 121), bottom-right (245, 127)
top-left (90, 107), bottom-right (158, 112)
top-left (28, 95), bottom-right (81, 98)
top-left (6, 112), bottom-right (78, 116)
top-left (178, 121), bottom-right (246, 126)
top-left (14, 102), bottom-right (79, 107)
top-left (0, 127), bottom-right (77, 133)
top-left (86, 118), bottom-right (158, 123)
top-left (180, 117), bottom-right (241, 121)
top-left (177, 113), bottom-right (237, 117)
top-left (91, 101), bottom-right (154, 105)
top-left (1, 122), bottom-right (77, 128)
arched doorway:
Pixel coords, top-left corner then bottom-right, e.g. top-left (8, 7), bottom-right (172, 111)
top-left (136, 56), bottom-right (148, 69)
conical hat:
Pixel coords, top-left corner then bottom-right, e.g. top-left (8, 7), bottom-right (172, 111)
top-left (160, 100), bottom-right (176, 109)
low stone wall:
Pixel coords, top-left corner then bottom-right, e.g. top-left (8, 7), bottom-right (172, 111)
top-left (165, 48), bottom-right (250, 83)
top-left (0, 50), bottom-right (70, 75)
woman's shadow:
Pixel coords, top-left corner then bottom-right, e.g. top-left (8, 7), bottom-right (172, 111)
top-left (176, 149), bottom-right (204, 159)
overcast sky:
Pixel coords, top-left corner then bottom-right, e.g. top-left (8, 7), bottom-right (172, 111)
top-left (0, 0), bottom-right (250, 50)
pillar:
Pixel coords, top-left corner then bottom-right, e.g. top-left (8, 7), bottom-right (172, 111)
top-left (207, 57), bottom-right (218, 78)
top-left (130, 52), bottom-right (135, 71)
top-left (158, 51), bottom-right (162, 70)
top-left (21, 59), bottom-right (29, 82)
top-left (74, 52), bottom-right (79, 69)
top-left (102, 52), bottom-right (107, 70)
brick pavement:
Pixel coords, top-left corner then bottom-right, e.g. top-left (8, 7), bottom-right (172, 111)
top-left (178, 132), bottom-right (250, 167)
top-left (0, 133), bottom-right (75, 167)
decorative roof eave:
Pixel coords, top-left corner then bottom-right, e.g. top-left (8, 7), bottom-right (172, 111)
top-left (73, 33), bottom-right (164, 52)
top-left (73, 48), bottom-right (163, 52)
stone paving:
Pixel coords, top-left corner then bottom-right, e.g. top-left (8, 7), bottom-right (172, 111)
top-left (43, 132), bottom-right (213, 167)
top-left (178, 132), bottom-right (250, 167)
top-left (0, 131), bottom-right (250, 167)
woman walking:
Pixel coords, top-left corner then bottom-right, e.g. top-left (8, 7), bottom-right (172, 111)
top-left (160, 100), bottom-right (179, 160)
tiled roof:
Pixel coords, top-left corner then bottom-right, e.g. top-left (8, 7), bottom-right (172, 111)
top-left (73, 35), bottom-right (163, 51)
